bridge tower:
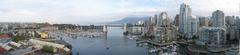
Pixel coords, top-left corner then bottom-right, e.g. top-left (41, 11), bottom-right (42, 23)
top-left (123, 23), bottom-right (129, 35)
top-left (103, 25), bottom-right (108, 33)
top-left (124, 23), bottom-right (129, 32)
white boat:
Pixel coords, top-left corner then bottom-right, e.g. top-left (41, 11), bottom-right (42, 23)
top-left (149, 48), bottom-right (158, 53)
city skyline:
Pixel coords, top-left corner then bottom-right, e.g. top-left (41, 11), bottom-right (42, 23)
top-left (0, 0), bottom-right (239, 55)
top-left (0, 0), bottom-right (239, 24)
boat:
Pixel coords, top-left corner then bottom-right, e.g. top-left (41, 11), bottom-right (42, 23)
top-left (106, 45), bottom-right (110, 50)
top-left (149, 49), bottom-right (158, 53)
top-left (123, 31), bottom-right (129, 35)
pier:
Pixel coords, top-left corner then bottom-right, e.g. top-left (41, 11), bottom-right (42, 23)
top-left (137, 39), bottom-right (175, 47)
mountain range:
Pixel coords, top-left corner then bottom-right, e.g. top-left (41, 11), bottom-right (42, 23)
top-left (110, 16), bottom-right (150, 24)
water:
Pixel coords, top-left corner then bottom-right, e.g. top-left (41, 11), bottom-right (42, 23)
top-left (63, 27), bottom-right (155, 55)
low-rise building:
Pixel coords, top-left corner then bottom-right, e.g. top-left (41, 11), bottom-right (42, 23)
top-left (29, 39), bottom-right (70, 52)
top-left (39, 32), bottom-right (48, 39)
top-left (8, 42), bottom-right (21, 47)
top-left (0, 34), bottom-right (11, 43)
top-left (225, 47), bottom-right (239, 55)
top-left (0, 43), bottom-right (12, 51)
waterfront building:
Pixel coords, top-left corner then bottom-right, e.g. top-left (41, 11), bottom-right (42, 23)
top-left (131, 27), bottom-right (144, 35)
top-left (196, 27), bottom-right (209, 45)
top-left (196, 27), bottom-right (226, 48)
top-left (207, 27), bottom-right (226, 48)
top-left (199, 17), bottom-right (209, 27)
top-left (179, 3), bottom-right (192, 38)
top-left (210, 10), bottom-right (225, 27)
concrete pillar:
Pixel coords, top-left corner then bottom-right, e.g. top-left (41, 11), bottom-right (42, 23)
top-left (103, 25), bottom-right (107, 33)
top-left (123, 23), bottom-right (128, 33)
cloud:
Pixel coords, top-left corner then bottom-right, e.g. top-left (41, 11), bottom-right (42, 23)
top-left (0, 0), bottom-right (238, 24)
top-left (190, 0), bottom-right (240, 16)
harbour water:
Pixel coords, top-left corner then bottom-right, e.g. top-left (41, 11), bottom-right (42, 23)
top-left (62, 27), bottom-right (156, 55)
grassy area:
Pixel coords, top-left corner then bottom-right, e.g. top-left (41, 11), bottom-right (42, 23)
top-left (0, 32), bottom-right (4, 35)
top-left (12, 35), bottom-right (28, 42)
top-left (42, 45), bottom-right (54, 53)
top-left (161, 34), bottom-right (176, 43)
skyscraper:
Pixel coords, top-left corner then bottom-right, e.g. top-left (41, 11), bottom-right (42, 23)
top-left (174, 14), bottom-right (179, 27)
top-left (186, 16), bottom-right (198, 38)
top-left (179, 3), bottom-right (191, 34)
top-left (150, 16), bottom-right (156, 26)
top-left (236, 16), bottom-right (240, 39)
top-left (154, 14), bottom-right (158, 25)
top-left (156, 13), bottom-right (162, 27)
top-left (179, 3), bottom-right (192, 38)
top-left (211, 10), bottom-right (225, 27)
top-left (199, 17), bottom-right (209, 27)
top-left (225, 16), bottom-right (237, 40)
top-left (160, 12), bottom-right (170, 27)
top-left (154, 12), bottom-right (170, 40)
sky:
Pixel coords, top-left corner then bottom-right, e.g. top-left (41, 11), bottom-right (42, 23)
top-left (0, 0), bottom-right (239, 24)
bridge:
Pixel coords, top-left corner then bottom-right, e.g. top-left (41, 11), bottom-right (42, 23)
top-left (106, 24), bottom-right (124, 27)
